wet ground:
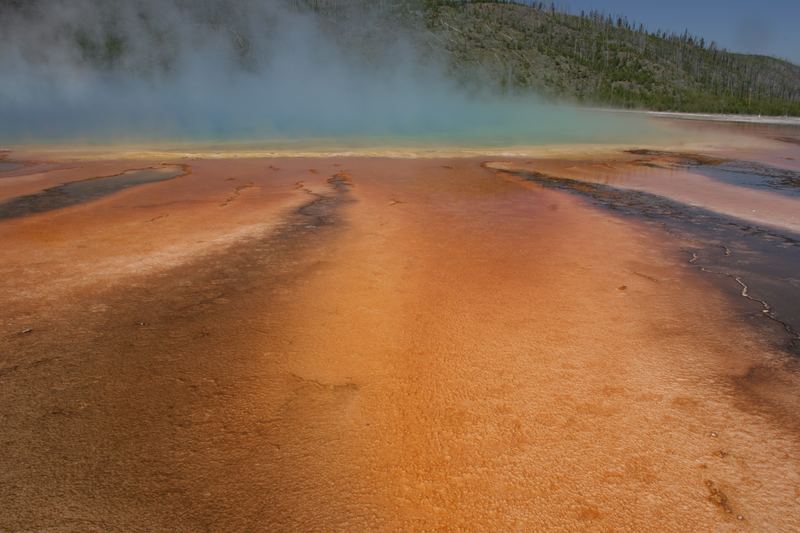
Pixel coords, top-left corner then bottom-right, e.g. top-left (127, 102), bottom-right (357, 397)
top-left (1, 123), bottom-right (800, 531)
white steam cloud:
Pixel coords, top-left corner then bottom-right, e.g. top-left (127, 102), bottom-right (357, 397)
top-left (0, 0), bottom-right (660, 144)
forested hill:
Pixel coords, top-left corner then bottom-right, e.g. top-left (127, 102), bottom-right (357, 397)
top-left (412, 1), bottom-right (800, 116)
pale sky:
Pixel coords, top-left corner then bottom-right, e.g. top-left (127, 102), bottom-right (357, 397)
top-left (559, 0), bottom-right (800, 64)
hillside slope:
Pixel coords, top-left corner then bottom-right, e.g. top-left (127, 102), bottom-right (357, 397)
top-left (417, 1), bottom-right (800, 115)
top-left (305, 0), bottom-right (800, 116)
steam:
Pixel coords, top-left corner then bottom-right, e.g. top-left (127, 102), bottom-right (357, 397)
top-left (0, 0), bottom-right (660, 145)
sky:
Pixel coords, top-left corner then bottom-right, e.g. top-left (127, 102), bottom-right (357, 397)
top-left (558, 0), bottom-right (800, 64)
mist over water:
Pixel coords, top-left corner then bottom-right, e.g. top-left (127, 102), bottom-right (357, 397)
top-left (0, 0), bottom-right (664, 146)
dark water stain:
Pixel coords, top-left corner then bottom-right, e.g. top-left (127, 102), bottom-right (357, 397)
top-left (626, 149), bottom-right (800, 198)
top-left (0, 151), bottom-right (24, 173)
top-left (0, 161), bottom-right (24, 173)
top-left (0, 165), bottom-right (187, 220)
top-left (773, 136), bottom-right (800, 146)
top-left (697, 162), bottom-right (800, 198)
top-left (502, 167), bottom-right (800, 356)
top-left (625, 149), bottom-right (723, 166)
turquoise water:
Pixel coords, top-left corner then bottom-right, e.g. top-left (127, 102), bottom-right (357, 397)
top-left (0, 0), bottom-right (675, 148)
top-left (0, 78), bottom-right (673, 147)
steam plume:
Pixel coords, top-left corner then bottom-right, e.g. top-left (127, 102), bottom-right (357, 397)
top-left (0, 0), bottom-right (660, 145)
